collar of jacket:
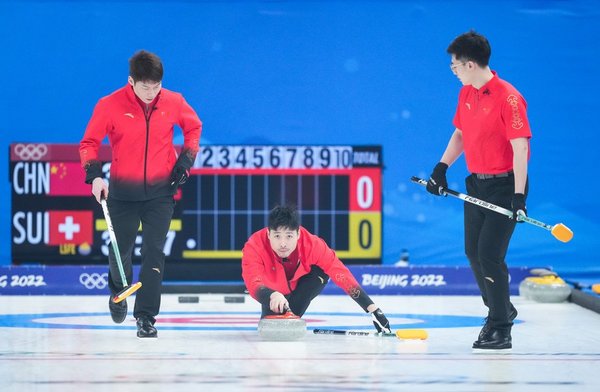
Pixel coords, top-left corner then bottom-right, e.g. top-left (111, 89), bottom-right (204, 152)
top-left (125, 84), bottom-right (161, 112)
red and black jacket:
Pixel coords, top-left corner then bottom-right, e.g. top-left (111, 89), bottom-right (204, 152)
top-left (80, 84), bottom-right (202, 200)
top-left (241, 226), bottom-right (374, 311)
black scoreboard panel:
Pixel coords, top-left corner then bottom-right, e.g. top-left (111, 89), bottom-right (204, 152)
top-left (10, 144), bottom-right (383, 273)
top-left (188, 172), bottom-right (351, 256)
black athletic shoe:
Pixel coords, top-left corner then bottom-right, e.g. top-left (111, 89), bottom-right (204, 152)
top-left (136, 316), bottom-right (158, 338)
top-left (108, 297), bottom-right (127, 324)
top-left (473, 327), bottom-right (512, 350)
top-left (478, 306), bottom-right (518, 340)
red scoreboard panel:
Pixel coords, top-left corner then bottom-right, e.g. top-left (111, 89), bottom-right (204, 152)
top-left (10, 144), bottom-right (382, 266)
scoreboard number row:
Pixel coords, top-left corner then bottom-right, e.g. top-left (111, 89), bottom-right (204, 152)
top-left (198, 146), bottom-right (354, 170)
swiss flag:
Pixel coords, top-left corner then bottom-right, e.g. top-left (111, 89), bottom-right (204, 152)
top-left (48, 210), bottom-right (93, 245)
top-left (48, 162), bottom-right (91, 196)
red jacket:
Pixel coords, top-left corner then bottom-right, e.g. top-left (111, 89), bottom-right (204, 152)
top-left (80, 84), bottom-right (202, 200)
top-left (242, 227), bottom-right (372, 310)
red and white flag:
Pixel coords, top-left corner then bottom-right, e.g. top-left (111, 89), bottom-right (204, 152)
top-left (48, 210), bottom-right (93, 245)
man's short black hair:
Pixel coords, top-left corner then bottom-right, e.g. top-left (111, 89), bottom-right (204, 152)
top-left (447, 30), bottom-right (491, 67)
top-left (129, 50), bottom-right (163, 83)
top-left (268, 205), bottom-right (300, 231)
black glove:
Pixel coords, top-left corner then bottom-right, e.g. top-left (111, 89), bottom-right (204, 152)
top-left (170, 152), bottom-right (195, 187)
top-left (371, 308), bottom-right (391, 334)
top-left (511, 193), bottom-right (527, 222)
top-left (83, 160), bottom-right (103, 184)
top-left (170, 165), bottom-right (189, 187)
top-left (426, 162), bottom-right (448, 196)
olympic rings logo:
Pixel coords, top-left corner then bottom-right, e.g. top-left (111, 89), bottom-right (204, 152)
top-left (13, 144), bottom-right (48, 161)
top-left (79, 273), bottom-right (109, 290)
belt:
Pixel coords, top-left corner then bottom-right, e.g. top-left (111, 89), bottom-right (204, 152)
top-left (474, 171), bottom-right (513, 180)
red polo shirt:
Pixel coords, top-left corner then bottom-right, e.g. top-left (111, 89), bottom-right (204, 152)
top-left (453, 71), bottom-right (532, 174)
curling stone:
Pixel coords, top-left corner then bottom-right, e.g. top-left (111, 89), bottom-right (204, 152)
top-left (519, 276), bottom-right (571, 303)
top-left (258, 311), bottom-right (306, 341)
top-left (518, 278), bottom-right (534, 299)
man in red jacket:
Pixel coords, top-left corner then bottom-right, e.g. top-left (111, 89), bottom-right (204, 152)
top-left (242, 205), bottom-right (391, 333)
top-left (80, 50), bottom-right (202, 338)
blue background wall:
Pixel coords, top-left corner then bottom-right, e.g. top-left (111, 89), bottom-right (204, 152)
top-left (1, 1), bottom-right (598, 278)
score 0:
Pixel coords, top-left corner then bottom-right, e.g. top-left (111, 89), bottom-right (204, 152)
top-left (348, 169), bottom-right (381, 257)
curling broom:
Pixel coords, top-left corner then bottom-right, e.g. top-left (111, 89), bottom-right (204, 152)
top-left (313, 328), bottom-right (428, 340)
top-left (411, 176), bottom-right (573, 243)
top-left (100, 198), bottom-right (142, 303)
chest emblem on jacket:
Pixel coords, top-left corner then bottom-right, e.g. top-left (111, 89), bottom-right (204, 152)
top-left (124, 113), bottom-right (134, 118)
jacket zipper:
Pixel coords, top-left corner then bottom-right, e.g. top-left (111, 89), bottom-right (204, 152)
top-left (277, 259), bottom-right (294, 292)
top-left (143, 104), bottom-right (154, 195)
top-left (280, 257), bottom-right (301, 293)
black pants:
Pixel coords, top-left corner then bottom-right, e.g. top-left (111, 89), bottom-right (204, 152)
top-left (106, 195), bottom-right (174, 321)
top-left (464, 174), bottom-right (527, 330)
top-left (261, 266), bottom-right (329, 318)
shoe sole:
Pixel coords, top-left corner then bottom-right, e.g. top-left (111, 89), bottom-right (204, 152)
top-left (109, 310), bottom-right (127, 324)
top-left (111, 317), bottom-right (127, 324)
top-left (472, 347), bottom-right (512, 354)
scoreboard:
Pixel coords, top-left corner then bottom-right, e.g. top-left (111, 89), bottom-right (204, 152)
top-left (10, 143), bottom-right (383, 267)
